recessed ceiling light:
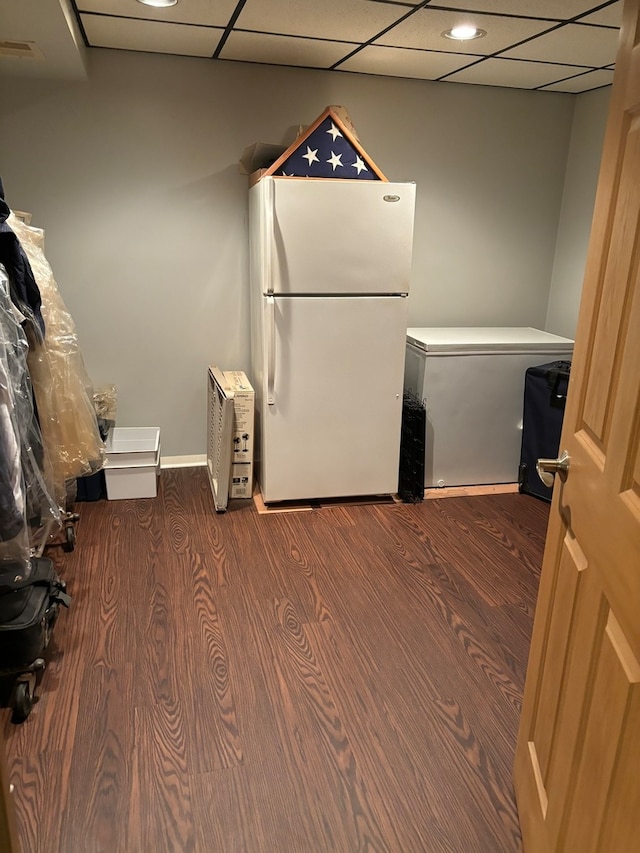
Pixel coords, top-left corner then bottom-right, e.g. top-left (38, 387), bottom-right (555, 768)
top-left (442, 25), bottom-right (486, 41)
top-left (136, 0), bottom-right (178, 8)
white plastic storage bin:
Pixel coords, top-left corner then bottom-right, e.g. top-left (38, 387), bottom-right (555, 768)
top-left (105, 427), bottom-right (160, 465)
top-left (104, 427), bottom-right (161, 499)
top-left (104, 461), bottom-right (160, 500)
top-left (404, 328), bottom-right (574, 488)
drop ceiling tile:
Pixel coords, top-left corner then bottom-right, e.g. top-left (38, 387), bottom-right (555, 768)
top-left (339, 45), bottom-right (476, 79)
top-left (81, 14), bottom-right (223, 57)
top-left (431, 1), bottom-right (603, 19)
top-left (220, 31), bottom-right (358, 69)
top-left (445, 57), bottom-right (588, 89)
top-left (540, 68), bottom-right (615, 92)
top-left (236, 0), bottom-right (407, 42)
top-left (579, 1), bottom-right (623, 27)
top-left (376, 9), bottom-right (554, 54)
top-left (77, 0), bottom-right (238, 27)
top-left (502, 23), bottom-right (620, 66)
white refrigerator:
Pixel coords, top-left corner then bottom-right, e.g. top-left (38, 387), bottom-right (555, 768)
top-left (249, 176), bottom-right (416, 503)
top-left (404, 327), bottom-right (574, 488)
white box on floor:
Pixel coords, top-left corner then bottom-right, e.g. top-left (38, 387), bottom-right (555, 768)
top-left (225, 371), bottom-right (255, 465)
top-left (206, 369), bottom-right (254, 502)
top-left (105, 426), bottom-right (161, 499)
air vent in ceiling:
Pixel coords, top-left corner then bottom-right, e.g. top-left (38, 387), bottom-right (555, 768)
top-left (0, 40), bottom-right (44, 59)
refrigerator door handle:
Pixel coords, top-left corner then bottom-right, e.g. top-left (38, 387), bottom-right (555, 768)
top-left (267, 295), bottom-right (276, 405)
top-left (264, 178), bottom-right (274, 295)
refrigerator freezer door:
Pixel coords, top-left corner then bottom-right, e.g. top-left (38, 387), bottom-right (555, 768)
top-left (258, 295), bottom-right (408, 502)
top-left (265, 178), bottom-right (415, 295)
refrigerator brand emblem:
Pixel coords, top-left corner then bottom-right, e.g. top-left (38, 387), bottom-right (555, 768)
top-left (383, 194), bottom-right (400, 203)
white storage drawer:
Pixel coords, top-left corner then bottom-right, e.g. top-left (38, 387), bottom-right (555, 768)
top-left (105, 427), bottom-right (160, 467)
top-left (104, 427), bottom-right (161, 499)
top-left (105, 459), bottom-right (160, 500)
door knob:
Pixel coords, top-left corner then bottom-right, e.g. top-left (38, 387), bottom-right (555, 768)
top-left (536, 450), bottom-right (570, 488)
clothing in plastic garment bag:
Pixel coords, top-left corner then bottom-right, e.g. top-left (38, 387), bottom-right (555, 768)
top-left (0, 264), bottom-right (59, 578)
top-left (7, 213), bottom-right (105, 508)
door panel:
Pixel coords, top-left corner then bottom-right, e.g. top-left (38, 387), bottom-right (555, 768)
top-left (269, 178), bottom-right (415, 295)
top-left (561, 611), bottom-right (640, 851)
top-left (529, 533), bottom-right (587, 785)
top-left (514, 1), bottom-right (640, 850)
top-left (0, 738), bottom-right (19, 852)
top-left (260, 296), bottom-right (407, 502)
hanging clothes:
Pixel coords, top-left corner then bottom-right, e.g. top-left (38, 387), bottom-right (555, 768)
top-left (0, 356), bottom-right (24, 543)
top-left (0, 263), bottom-right (58, 574)
top-left (7, 212), bottom-right (105, 508)
top-left (0, 179), bottom-right (45, 338)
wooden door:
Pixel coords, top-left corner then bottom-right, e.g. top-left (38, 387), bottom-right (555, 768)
top-left (0, 737), bottom-right (20, 852)
top-left (514, 0), bottom-right (640, 849)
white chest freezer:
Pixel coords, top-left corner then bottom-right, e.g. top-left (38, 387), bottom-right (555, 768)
top-left (404, 327), bottom-right (574, 488)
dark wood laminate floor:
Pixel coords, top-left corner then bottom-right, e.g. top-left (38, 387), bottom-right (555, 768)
top-left (2, 468), bottom-right (549, 852)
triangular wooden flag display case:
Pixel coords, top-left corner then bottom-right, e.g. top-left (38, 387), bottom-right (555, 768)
top-left (258, 106), bottom-right (388, 183)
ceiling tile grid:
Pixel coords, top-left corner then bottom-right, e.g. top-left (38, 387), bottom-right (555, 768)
top-left (76, 0), bottom-right (239, 27)
top-left (373, 9), bottom-right (556, 54)
top-left (501, 23), bottom-right (621, 67)
top-left (234, 0), bottom-right (410, 43)
top-left (577, 1), bottom-right (623, 26)
top-left (68, 0), bottom-right (622, 93)
top-left (430, 0), bottom-right (614, 19)
top-left (80, 14), bottom-right (224, 57)
top-left (446, 57), bottom-right (593, 90)
top-left (220, 31), bottom-right (359, 69)
top-left (540, 68), bottom-right (616, 92)
top-left (340, 44), bottom-right (478, 80)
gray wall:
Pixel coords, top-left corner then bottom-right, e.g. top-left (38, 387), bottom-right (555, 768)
top-left (545, 86), bottom-right (611, 339)
top-left (0, 49), bottom-right (575, 456)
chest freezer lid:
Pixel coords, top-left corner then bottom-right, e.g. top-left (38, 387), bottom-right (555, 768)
top-left (406, 327), bottom-right (574, 354)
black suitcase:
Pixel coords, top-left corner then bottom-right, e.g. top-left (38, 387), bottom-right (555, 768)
top-left (518, 360), bottom-right (571, 502)
top-left (0, 556), bottom-right (71, 722)
top-left (398, 390), bottom-right (426, 503)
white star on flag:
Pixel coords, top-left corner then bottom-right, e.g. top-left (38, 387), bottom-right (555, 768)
top-left (327, 151), bottom-right (343, 171)
top-left (302, 146), bottom-right (319, 166)
top-left (351, 156), bottom-right (368, 175)
top-left (326, 122), bottom-right (342, 141)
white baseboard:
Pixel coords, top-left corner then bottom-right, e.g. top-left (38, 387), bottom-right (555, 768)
top-left (160, 454), bottom-right (207, 469)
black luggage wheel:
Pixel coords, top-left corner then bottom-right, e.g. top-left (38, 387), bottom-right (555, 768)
top-left (9, 660), bottom-right (44, 724)
top-left (62, 524), bottom-right (76, 553)
top-left (12, 681), bottom-right (34, 723)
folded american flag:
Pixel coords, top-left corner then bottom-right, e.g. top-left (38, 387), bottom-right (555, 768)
top-left (276, 116), bottom-right (379, 180)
